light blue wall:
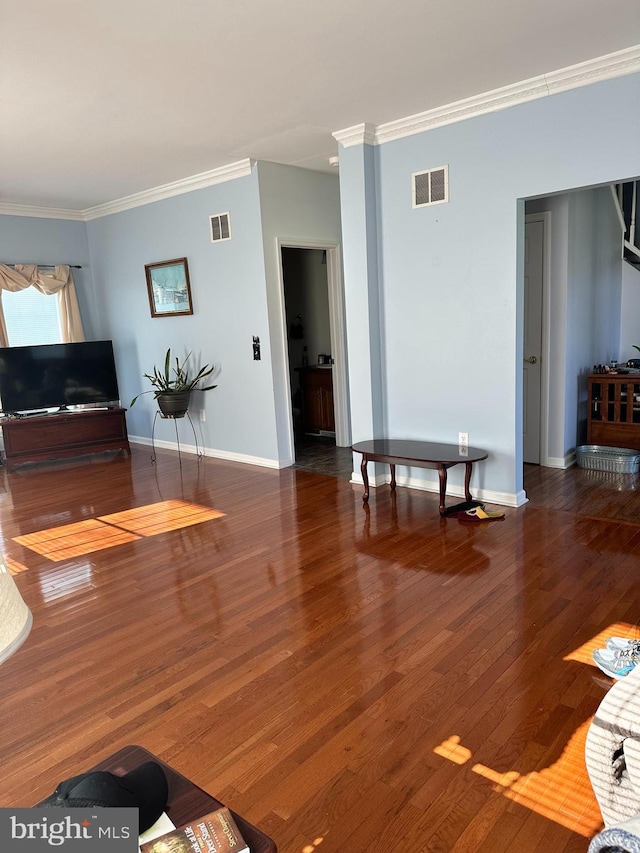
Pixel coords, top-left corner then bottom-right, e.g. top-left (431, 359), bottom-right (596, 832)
top-left (0, 215), bottom-right (98, 338)
top-left (338, 144), bottom-right (384, 445)
top-left (257, 162), bottom-right (342, 462)
top-left (86, 168), bottom-right (278, 463)
top-left (338, 72), bottom-right (640, 503)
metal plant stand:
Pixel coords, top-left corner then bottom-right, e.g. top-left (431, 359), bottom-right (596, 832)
top-left (151, 410), bottom-right (203, 465)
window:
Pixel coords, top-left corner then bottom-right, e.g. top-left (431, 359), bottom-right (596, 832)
top-left (2, 287), bottom-right (62, 346)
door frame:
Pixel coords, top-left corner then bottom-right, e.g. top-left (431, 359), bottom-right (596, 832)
top-left (524, 211), bottom-right (552, 467)
top-left (276, 238), bottom-right (350, 456)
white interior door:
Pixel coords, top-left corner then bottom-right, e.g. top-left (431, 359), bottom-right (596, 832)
top-left (523, 218), bottom-right (544, 464)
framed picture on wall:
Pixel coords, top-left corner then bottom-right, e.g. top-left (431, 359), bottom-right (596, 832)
top-left (145, 257), bottom-right (193, 318)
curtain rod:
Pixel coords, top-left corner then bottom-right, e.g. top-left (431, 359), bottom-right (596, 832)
top-left (1, 262), bottom-right (82, 269)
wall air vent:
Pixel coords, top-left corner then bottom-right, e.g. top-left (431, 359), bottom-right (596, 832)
top-left (210, 212), bottom-right (231, 242)
top-left (412, 166), bottom-right (449, 208)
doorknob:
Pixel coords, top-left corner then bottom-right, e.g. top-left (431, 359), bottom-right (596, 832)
top-left (524, 355), bottom-right (538, 364)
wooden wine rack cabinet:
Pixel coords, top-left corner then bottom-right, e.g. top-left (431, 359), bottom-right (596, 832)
top-left (587, 374), bottom-right (640, 451)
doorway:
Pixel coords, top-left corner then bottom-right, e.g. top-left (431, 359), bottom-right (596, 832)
top-left (521, 184), bottom-right (633, 487)
top-left (282, 246), bottom-right (332, 440)
top-left (279, 241), bottom-right (351, 472)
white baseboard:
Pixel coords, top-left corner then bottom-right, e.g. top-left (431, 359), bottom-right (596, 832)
top-left (129, 436), bottom-right (282, 469)
top-left (132, 436), bottom-right (527, 502)
top-left (349, 470), bottom-right (525, 507)
top-left (544, 452), bottom-right (576, 469)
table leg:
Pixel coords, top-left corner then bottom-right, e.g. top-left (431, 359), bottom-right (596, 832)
top-left (390, 463), bottom-right (396, 491)
top-left (362, 501), bottom-right (371, 536)
top-left (464, 462), bottom-right (473, 501)
top-left (361, 455), bottom-right (370, 502)
top-left (438, 465), bottom-right (448, 516)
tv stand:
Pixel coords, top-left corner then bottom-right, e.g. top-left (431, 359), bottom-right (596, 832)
top-left (2, 407), bottom-right (130, 471)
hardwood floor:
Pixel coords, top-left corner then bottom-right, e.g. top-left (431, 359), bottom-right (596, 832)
top-left (1, 448), bottom-right (639, 852)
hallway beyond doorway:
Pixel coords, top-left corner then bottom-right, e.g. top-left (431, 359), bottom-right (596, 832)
top-left (293, 434), bottom-right (352, 479)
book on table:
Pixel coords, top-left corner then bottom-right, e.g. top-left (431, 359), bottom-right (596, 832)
top-left (139, 806), bottom-right (249, 853)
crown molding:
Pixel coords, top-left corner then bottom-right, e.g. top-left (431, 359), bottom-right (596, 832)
top-left (544, 43), bottom-right (640, 94)
top-left (375, 75), bottom-right (550, 144)
top-left (0, 159), bottom-right (257, 222)
top-left (0, 203), bottom-right (85, 221)
top-left (334, 43), bottom-right (640, 148)
top-left (332, 123), bottom-right (377, 148)
top-left (83, 158), bottom-right (256, 220)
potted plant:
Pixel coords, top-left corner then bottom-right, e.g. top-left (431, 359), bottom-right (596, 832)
top-left (130, 348), bottom-right (217, 418)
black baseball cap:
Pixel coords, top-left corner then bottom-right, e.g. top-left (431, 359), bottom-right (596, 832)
top-left (41, 761), bottom-right (169, 833)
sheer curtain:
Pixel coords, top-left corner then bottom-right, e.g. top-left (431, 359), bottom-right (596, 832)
top-left (0, 264), bottom-right (85, 346)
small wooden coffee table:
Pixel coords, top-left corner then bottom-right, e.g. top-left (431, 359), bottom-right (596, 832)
top-left (77, 745), bottom-right (276, 852)
top-left (352, 439), bottom-right (488, 516)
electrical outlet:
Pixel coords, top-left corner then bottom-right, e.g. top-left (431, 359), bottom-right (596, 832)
top-left (199, 410), bottom-right (206, 422)
top-left (458, 432), bottom-right (468, 448)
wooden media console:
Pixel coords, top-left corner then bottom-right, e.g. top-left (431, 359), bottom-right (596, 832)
top-left (1, 407), bottom-right (130, 471)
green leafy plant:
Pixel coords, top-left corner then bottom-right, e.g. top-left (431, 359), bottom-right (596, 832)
top-left (130, 348), bottom-right (216, 406)
top-left (634, 345), bottom-right (640, 353)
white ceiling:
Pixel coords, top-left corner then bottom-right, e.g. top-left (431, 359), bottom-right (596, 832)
top-left (2, 0), bottom-right (640, 212)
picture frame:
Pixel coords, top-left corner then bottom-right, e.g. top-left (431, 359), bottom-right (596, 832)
top-left (145, 257), bottom-right (193, 318)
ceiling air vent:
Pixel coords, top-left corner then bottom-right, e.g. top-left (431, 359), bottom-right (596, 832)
top-left (412, 166), bottom-right (449, 208)
top-left (210, 212), bottom-right (231, 242)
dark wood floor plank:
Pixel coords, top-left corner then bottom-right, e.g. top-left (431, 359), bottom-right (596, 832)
top-left (2, 447), bottom-right (636, 850)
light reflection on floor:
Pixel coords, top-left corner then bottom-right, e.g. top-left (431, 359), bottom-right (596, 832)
top-left (37, 561), bottom-right (95, 602)
top-left (6, 555), bottom-right (28, 575)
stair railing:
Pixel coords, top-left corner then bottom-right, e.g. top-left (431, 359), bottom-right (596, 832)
top-left (616, 181), bottom-right (640, 264)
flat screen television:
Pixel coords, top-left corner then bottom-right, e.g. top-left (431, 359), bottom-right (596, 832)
top-left (0, 340), bottom-right (120, 414)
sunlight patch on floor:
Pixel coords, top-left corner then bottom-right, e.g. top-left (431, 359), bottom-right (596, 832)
top-left (13, 500), bottom-right (225, 561)
top-left (563, 622), bottom-right (640, 667)
top-left (434, 719), bottom-right (602, 837)
top-left (98, 500), bottom-right (224, 536)
top-left (13, 519), bottom-right (141, 562)
top-left (433, 735), bottom-right (472, 765)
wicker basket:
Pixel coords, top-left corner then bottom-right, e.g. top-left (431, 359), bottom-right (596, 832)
top-left (576, 445), bottom-right (640, 474)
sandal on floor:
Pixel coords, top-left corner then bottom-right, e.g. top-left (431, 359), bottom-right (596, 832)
top-left (444, 499), bottom-right (485, 517)
top-left (458, 507), bottom-right (505, 523)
